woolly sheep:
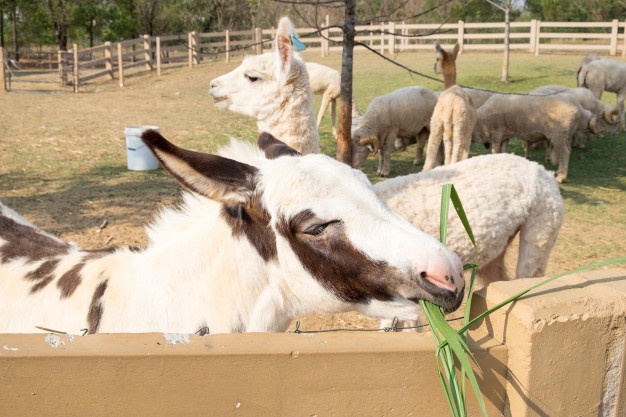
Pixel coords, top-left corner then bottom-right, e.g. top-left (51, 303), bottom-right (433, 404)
top-left (209, 17), bottom-right (319, 154)
top-left (530, 84), bottom-right (620, 137)
top-left (375, 153), bottom-right (564, 284)
top-left (577, 56), bottom-right (626, 131)
top-left (351, 86), bottom-right (437, 177)
top-left (472, 93), bottom-right (597, 183)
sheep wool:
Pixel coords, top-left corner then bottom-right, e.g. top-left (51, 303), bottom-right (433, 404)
top-left (374, 153), bottom-right (564, 284)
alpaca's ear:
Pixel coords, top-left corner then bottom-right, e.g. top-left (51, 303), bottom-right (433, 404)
top-left (435, 43), bottom-right (443, 52)
top-left (452, 43), bottom-right (460, 59)
top-left (275, 17), bottom-right (294, 76)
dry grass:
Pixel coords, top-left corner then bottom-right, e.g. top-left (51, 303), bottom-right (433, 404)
top-left (1, 50), bottom-right (625, 331)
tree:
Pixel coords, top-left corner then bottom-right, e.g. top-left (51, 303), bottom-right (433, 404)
top-left (484, 0), bottom-right (522, 83)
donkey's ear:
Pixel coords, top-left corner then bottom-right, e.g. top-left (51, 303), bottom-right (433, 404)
top-left (141, 130), bottom-right (258, 205)
top-left (258, 132), bottom-right (300, 159)
top-left (275, 17), bottom-right (294, 76)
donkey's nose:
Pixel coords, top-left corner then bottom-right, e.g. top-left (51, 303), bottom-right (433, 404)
top-left (423, 248), bottom-right (464, 294)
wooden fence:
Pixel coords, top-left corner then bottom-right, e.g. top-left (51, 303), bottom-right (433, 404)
top-left (2, 18), bottom-right (626, 93)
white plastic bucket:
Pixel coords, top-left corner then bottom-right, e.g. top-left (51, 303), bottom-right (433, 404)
top-left (124, 126), bottom-right (160, 171)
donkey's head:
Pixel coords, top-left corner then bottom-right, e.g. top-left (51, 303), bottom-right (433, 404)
top-left (142, 130), bottom-right (465, 321)
top-left (209, 17), bottom-right (308, 121)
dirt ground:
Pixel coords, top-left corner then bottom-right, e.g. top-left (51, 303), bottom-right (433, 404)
top-left (1, 57), bottom-right (625, 334)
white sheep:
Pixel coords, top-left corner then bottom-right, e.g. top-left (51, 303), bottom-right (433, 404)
top-left (351, 86), bottom-right (437, 177)
top-left (472, 93), bottom-right (598, 183)
top-left (375, 153), bottom-right (564, 284)
top-left (209, 17), bottom-right (320, 155)
top-left (423, 44), bottom-right (477, 171)
top-left (306, 62), bottom-right (362, 136)
top-left (577, 56), bottom-right (626, 131)
top-left (530, 84), bottom-right (619, 136)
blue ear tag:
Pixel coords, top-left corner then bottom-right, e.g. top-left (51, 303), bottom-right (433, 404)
top-left (291, 32), bottom-right (306, 52)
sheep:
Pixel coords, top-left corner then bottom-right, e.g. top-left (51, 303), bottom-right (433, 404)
top-left (306, 62), bottom-right (362, 136)
top-left (209, 17), bottom-right (320, 155)
top-left (423, 43), bottom-right (477, 171)
top-left (472, 93), bottom-right (598, 183)
top-left (530, 84), bottom-right (620, 137)
top-left (375, 152), bottom-right (564, 285)
top-left (351, 86), bottom-right (437, 177)
top-left (577, 56), bottom-right (626, 131)
top-left (0, 130), bottom-right (465, 334)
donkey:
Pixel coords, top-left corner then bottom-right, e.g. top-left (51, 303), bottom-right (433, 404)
top-left (209, 17), bottom-right (320, 155)
top-left (0, 130), bottom-right (464, 335)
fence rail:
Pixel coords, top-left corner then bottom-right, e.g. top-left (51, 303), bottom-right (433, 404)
top-left (2, 18), bottom-right (626, 93)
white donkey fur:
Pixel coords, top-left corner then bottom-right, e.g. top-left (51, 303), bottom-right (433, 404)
top-left (0, 131), bottom-right (464, 334)
top-left (210, 17), bottom-right (319, 155)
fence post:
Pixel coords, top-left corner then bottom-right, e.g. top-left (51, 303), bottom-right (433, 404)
top-left (321, 15), bottom-right (330, 57)
top-left (534, 20), bottom-right (541, 56)
top-left (379, 22), bottom-right (385, 54)
top-left (623, 20), bottom-right (626, 57)
top-left (388, 21), bottom-right (396, 53)
top-left (0, 47), bottom-right (6, 93)
top-left (117, 42), bottom-right (124, 87)
top-left (529, 19), bottom-right (536, 54)
top-left (143, 35), bottom-right (152, 70)
top-left (104, 41), bottom-right (113, 79)
top-left (72, 43), bottom-right (79, 93)
top-left (458, 20), bottom-right (465, 53)
top-left (227, 29), bottom-right (232, 63)
top-left (191, 31), bottom-right (199, 66)
top-left (156, 37), bottom-right (162, 76)
top-left (255, 27), bottom-right (262, 54)
top-left (610, 19), bottom-right (618, 56)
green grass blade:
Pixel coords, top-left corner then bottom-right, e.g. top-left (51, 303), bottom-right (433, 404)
top-left (440, 184), bottom-right (452, 244)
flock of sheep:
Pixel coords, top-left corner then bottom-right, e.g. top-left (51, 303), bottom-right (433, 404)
top-left (350, 44), bottom-right (623, 184)
top-left (208, 17), bottom-right (578, 293)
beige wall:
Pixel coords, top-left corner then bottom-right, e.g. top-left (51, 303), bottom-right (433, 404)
top-left (472, 267), bottom-right (626, 417)
top-left (0, 268), bottom-right (624, 416)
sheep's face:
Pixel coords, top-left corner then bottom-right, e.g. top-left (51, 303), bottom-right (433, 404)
top-left (351, 130), bottom-right (378, 169)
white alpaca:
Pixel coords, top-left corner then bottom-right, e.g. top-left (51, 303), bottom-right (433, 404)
top-left (0, 130), bottom-right (465, 334)
top-left (209, 17), bottom-right (319, 155)
top-left (423, 43), bottom-right (476, 171)
top-left (306, 62), bottom-right (362, 136)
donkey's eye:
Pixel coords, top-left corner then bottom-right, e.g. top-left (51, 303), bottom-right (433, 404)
top-left (245, 74), bottom-right (260, 82)
top-left (304, 221), bottom-right (339, 236)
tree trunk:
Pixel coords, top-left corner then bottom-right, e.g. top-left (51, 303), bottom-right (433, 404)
top-left (10, 4), bottom-right (18, 61)
top-left (501, 6), bottom-right (510, 83)
top-left (336, 0), bottom-right (356, 164)
top-left (0, 8), bottom-right (4, 49)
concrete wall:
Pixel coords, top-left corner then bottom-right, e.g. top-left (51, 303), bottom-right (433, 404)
top-left (0, 268), bottom-right (624, 416)
top-left (471, 267), bottom-right (626, 417)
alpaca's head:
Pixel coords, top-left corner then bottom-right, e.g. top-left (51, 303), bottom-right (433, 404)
top-left (434, 43), bottom-right (460, 89)
top-left (209, 17), bottom-right (309, 121)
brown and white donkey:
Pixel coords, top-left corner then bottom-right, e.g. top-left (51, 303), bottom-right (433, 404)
top-left (0, 130), bottom-right (464, 334)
